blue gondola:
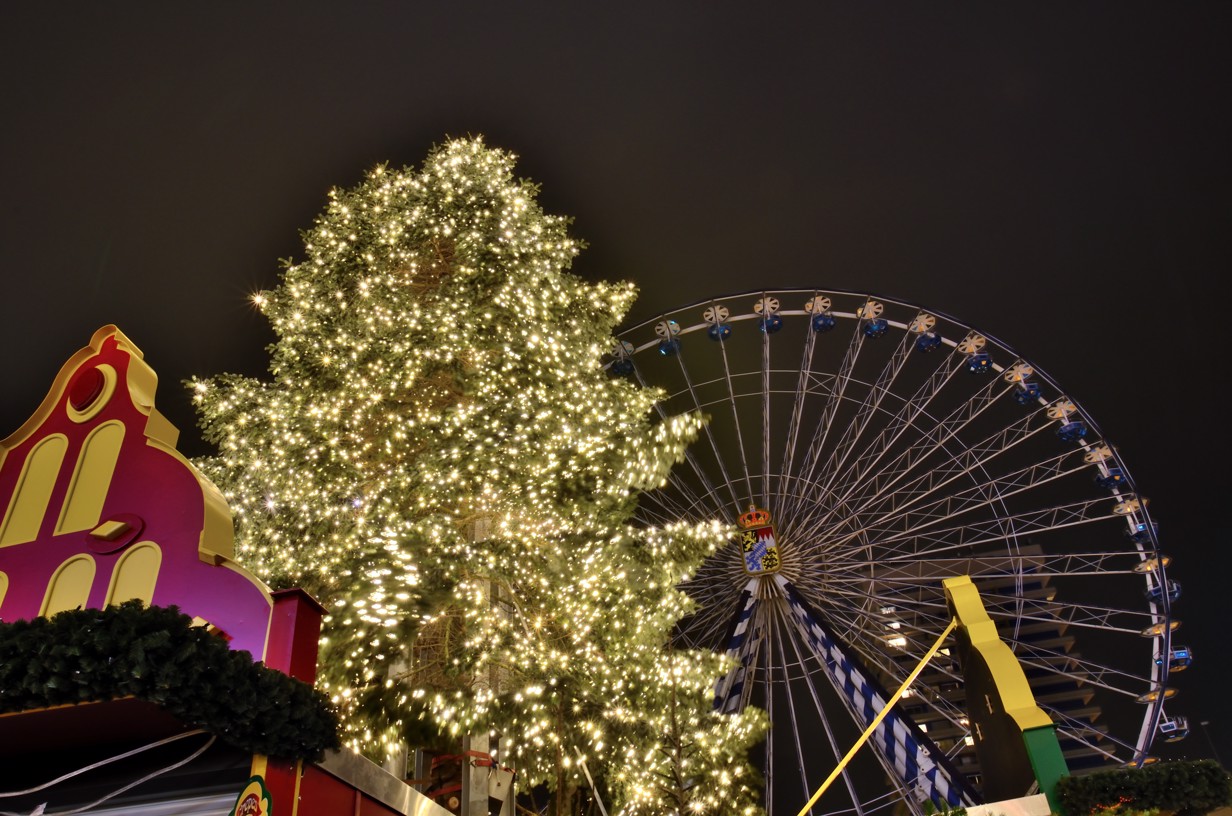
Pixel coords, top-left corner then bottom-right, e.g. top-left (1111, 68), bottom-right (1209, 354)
top-left (1145, 580), bottom-right (1182, 604)
top-left (657, 338), bottom-right (681, 356)
top-left (863, 317), bottom-right (888, 338)
top-left (1096, 468), bottom-right (1127, 490)
top-left (1129, 521), bottom-right (1159, 545)
top-left (759, 315), bottom-right (784, 334)
top-left (1056, 421), bottom-right (1087, 442)
top-left (915, 332), bottom-right (943, 353)
top-left (811, 312), bottom-right (836, 333)
top-left (708, 323), bottom-right (732, 341)
top-left (608, 357), bottom-right (635, 377)
top-left (1013, 382), bottom-right (1042, 405)
top-left (1158, 646), bottom-right (1193, 672)
top-left (967, 352), bottom-right (992, 373)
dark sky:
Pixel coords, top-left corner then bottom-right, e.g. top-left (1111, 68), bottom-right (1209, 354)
top-left (2, 2), bottom-right (1229, 769)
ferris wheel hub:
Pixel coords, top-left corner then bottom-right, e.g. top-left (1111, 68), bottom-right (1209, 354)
top-left (737, 505), bottom-right (783, 575)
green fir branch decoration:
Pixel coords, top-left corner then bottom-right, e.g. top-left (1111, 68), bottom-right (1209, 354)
top-left (0, 601), bottom-right (340, 761)
top-left (1055, 759), bottom-right (1232, 816)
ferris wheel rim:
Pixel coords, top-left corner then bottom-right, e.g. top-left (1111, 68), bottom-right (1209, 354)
top-left (625, 286), bottom-right (1123, 455)
top-left (616, 287), bottom-right (1179, 813)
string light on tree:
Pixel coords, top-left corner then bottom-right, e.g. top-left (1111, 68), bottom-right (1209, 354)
top-left (191, 137), bottom-right (764, 814)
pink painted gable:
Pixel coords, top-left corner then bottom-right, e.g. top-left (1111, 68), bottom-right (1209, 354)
top-left (0, 326), bottom-right (276, 661)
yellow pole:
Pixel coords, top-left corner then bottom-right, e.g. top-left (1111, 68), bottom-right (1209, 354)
top-left (795, 618), bottom-right (959, 816)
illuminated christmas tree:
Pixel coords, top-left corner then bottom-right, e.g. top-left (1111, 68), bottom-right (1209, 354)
top-left (191, 138), bottom-right (763, 814)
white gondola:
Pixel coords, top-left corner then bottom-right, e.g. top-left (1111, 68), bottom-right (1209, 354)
top-left (1159, 715), bottom-right (1191, 743)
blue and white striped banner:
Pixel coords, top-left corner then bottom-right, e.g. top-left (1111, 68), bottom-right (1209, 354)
top-left (778, 575), bottom-right (979, 810)
top-left (714, 581), bottom-right (759, 714)
top-left (712, 574), bottom-right (980, 810)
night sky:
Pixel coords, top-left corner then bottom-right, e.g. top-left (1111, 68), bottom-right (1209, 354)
top-left (2, 3), bottom-right (1229, 769)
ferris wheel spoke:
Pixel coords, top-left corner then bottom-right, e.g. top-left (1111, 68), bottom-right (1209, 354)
top-left (837, 497), bottom-right (1118, 564)
top-left (682, 564), bottom-right (742, 609)
top-left (777, 308), bottom-right (821, 515)
top-left (660, 463), bottom-right (735, 521)
top-left (844, 450), bottom-right (1090, 547)
top-left (805, 379), bottom-right (1024, 541)
top-left (787, 414), bottom-right (984, 555)
top-left (762, 604), bottom-right (777, 816)
top-left (998, 608), bottom-right (1145, 638)
top-left (1044, 706), bottom-right (1127, 760)
top-left (783, 584), bottom-right (975, 813)
top-left (685, 582), bottom-right (760, 647)
top-left (764, 603), bottom-right (856, 816)
top-left (814, 367), bottom-right (1014, 522)
top-left (794, 353), bottom-right (967, 532)
top-left (836, 622), bottom-right (958, 690)
top-left (803, 321), bottom-right (920, 512)
top-left (664, 348), bottom-right (746, 516)
top-left (647, 455), bottom-right (711, 517)
top-left (827, 418), bottom-right (1066, 542)
top-left (986, 594), bottom-right (1158, 636)
top-left (777, 606), bottom-right (872, 816)
top-left (823, 577), bottom-right (1162, 695)
top-left (795, 577), bottom-right (953, 639)
top-left (632, 364), bottom-right (732, 518)
top-left (827, 591), bottom-right (1133, 744)
top-left (679, 577), bottom-right (738, 626)
top-left (759, 319), bottom-right (773, 509)
top-left (827, 548), bottom-right (1153, 585)
top-left (639, 479), bottom-right (702, 524)
top-left (713, 332), bottom-right (757, 509)
top-left (836, 414), bottom-right (1060, 539)
top-left (802, 590), bottom-right (964, 692)
top-left (781, 313), bottom-right (869, 524)
top-left (679, 588), bottom-right (746, 649)
top-left (1009, 640), bottom-right (1158, 697)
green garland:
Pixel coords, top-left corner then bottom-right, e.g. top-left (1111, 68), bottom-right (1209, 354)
top-left (0, 601), bottom-right (340, 761)
top-left (1055, 759), bottom-right (1232, 816)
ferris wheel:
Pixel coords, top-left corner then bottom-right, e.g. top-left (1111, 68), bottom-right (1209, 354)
top-left (611, 289), bottom-right (1188, 816)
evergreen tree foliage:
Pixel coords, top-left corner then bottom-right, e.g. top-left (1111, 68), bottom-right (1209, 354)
top-left (191, 137), bottom-right (764, 814)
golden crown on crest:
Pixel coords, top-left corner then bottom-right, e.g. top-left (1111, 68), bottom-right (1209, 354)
top-left (737, 505), bottom-right (772, 529)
